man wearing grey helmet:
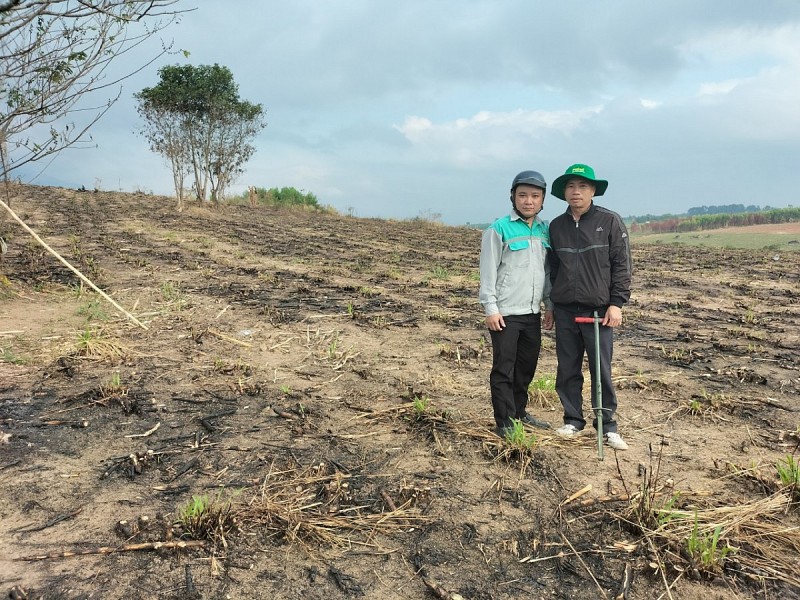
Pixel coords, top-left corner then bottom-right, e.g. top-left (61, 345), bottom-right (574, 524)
top-left (479, 170), bottom-right (554, 439)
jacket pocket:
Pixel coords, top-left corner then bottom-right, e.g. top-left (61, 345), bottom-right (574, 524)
top-left (505, 240), bottom-right (531, 268)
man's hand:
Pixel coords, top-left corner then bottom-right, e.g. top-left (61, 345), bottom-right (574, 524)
top-left (543, 309), bottom-right (554, 330)
top-left (602, 305), bottom-right (623, 327)
top-left (486, 313), bottom-right (505, 331)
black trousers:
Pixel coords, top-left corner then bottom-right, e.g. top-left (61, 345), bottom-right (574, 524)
top-left (489, 314), bottom-right (542, 429)
top-left (554, 307), bottom-right (618, 433)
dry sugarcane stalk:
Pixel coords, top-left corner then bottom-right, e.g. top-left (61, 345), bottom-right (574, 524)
top-left (519, 550), bottom-right (566, 564)
top-left (184, 564), bottom-right (196, 597)
top-left (35, 419), bottom-right (89, 428)
top-left (11, 508), bottom-right (83, 533)
top-left (646, 535), bottom-right (675, 600)
top-left (380, 489), bottom-right (397, 512)
top-left (124, 421), bottom-right (160, 438)
top-left (421, 577), bottom-right (465, 600)
top-left (206, 327), bottom-right (252, 348)
top-left (273, 407), bottom-right (296, 420)
top-left (564, 493), bottom-right (631, 510)
top-left (346, 402), bottom-right (416, 420)
top-left (560, 484), bottom-right (593, 507)
top-left (615, 562), bottom-right (632, 600)
top-left (561, 532), bottom-right (608, 599)
top-left (13, 539), bottom-right (205, 561)
top-left (0, 197), bottom-right (147, 330)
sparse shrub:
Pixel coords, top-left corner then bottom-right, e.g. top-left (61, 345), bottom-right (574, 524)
top-left (529, 374), bottom-right (557, 407)
top-left (686, 398), bottom-right (703, 416)
top-left (212, 358), bottom-right (252, 376)
top-left (98, 371), bottom-right (129, 406)
top-left (0, 346), bottom-right (27, 365)
top-left (238, 186), bottom-right (320, 208)
top-left (0, 274), bottom-right (14, 299)
top-left (431, 266), bottom-right (450, 280)
top-left (654, 492), bottom-right (682, 527)
top-left (529, 375), bottom-right (555, 392)
top-left (74, 328), bottom-right (124, 359)
top-left (427, 309), bottom-right (453, 323)
top-left (327, 337), bottom-right (339, 359)
top-left (78, 298), bottom-right (108, 321)
top-left (411, 395), bottom-right (430, 418)
top-left (176, 491), bottom-right (239, 549)
top-left (776, 455), bottom-right (800, 501)
top-left (413, 209), bottom-right (443, 223)
top-left (193, 235), bottom-right (214, 249)
top-left (685, 517), bottom-right (734, 574)
top-left (159, 281), bottom-right (187, 309)
top-left (107, 372), bottom-right (122, 391)
top-left (502, 419), bottom-right (536, 450)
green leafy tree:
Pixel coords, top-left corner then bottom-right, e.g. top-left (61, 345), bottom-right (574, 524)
top-left (135, 64), bottom-right (266, 207)
top-left (0, 0), bottom-right (182, 182)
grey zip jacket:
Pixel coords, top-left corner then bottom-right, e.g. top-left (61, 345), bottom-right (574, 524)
top-left (479, 211), bottom-right (553, 317)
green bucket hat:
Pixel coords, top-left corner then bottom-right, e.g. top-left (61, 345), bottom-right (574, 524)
top-left (551, 163), bottom-right (608, 200)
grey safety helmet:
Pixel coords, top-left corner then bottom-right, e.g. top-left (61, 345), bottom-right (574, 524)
top-left (510, 170), bottom-right (547, 204)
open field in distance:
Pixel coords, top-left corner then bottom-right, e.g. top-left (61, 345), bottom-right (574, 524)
top-left (634, 222), bottom-right (800, 250)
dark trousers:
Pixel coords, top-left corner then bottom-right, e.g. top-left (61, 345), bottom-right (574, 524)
top-left (554, 307), bottom-right (618, 433)
top-left (489, 314), bottom-right (542, 429)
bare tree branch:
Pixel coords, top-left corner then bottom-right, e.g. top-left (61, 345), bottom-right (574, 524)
top-left (0, 0), bottom-right (190, 181)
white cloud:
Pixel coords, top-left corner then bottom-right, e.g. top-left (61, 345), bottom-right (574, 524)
top-left (10, 2), bottom-right (800, 224)
top-left (393, 106), bottom-right (604, 165)
top-left (697, 79), bottom-right (743, 97)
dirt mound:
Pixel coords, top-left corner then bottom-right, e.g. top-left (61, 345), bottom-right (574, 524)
top-left (1, 185), bottom-right (798, 599)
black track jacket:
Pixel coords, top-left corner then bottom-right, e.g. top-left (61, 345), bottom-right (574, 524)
top-left (548, 203), bottom-right (632, 311)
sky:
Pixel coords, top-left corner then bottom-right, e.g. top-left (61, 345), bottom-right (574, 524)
top-left (12, 0), bottom-right (800, 225)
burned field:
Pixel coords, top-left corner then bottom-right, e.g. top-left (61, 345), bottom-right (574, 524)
top-left (1, 185), bottom-right (799, 600)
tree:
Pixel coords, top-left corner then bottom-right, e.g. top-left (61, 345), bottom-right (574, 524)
top-left (135, 99), bottom-right (191, 210)
top-left (0, 0), bottom-right (184, 182)
top-left (135, 64), bottom-right (266, 206)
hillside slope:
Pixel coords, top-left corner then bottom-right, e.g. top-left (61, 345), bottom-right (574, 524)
top-left (1, 185), bottom-right (799, 599)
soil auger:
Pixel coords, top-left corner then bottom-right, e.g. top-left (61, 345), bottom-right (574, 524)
top-left (575, 312), bottom-right (608, 461)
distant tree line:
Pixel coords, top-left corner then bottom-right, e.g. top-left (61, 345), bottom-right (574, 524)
top-left (629, 204), bottom-right (781, 223)
top-left (686, 204), bottom-right (764, 216)
top-left (629, 207), bottom-right (800, 234)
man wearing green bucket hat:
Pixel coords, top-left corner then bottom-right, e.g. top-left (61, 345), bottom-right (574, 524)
top-left (548, 164), bottom-right (632, 450)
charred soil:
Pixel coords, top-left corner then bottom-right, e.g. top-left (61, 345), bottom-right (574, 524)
top-left (1, 185), bottom-right (799, 600)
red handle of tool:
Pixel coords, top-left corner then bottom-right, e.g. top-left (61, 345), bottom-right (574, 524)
top-left (574, 317), bottom-right (598, 323)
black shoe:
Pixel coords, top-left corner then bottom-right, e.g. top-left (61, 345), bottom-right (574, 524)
top-left (495, 426), bottom-right (513, 439)
top-left (520, 413), bottom-right (551, 430)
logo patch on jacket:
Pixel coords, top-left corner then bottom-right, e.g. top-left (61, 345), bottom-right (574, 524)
top-left (595, 226), bottom-right (604, 232)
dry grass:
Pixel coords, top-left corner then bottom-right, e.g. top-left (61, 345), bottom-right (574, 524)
top-left (70, 327), bottom-right (126, 360)
top-left (613, 444), bottom-right (800, 590)
top-left (238, 461), bottom-right (427, 552)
